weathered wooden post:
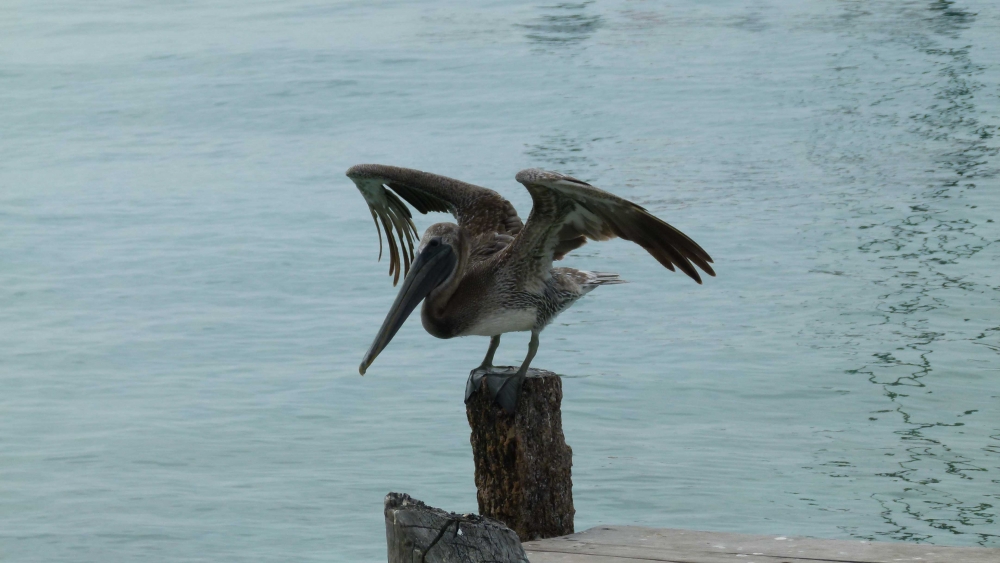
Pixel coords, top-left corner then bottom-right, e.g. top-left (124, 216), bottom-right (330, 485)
top-left (465, 367), bottom-right (575, 541)
top-left (384, 492), bottom-right (527, 563)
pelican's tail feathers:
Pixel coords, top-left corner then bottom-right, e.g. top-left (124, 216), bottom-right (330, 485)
top-left (580, 270), bottom-right (627, 293)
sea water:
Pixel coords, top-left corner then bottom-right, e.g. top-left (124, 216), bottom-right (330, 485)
top-left (2, 1), bottom-right (998, 561)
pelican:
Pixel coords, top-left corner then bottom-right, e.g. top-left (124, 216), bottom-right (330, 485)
top-left (348, 164), bottom-right (714, 413)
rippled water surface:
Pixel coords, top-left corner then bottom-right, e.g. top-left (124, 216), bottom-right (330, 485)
top-left (3, 1), bottom-right (999, 561)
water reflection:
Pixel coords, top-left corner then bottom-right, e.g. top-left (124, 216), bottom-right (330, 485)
top-left (518, 2), bottom-right (602, 47)
top-left (525, 133), bottom-right (603, 172)
top-left (813, 0), bottom-right (999, 545)
top-left (928, 0), bottom-right (976, 37)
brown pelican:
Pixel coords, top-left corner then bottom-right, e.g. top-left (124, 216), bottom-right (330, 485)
top-left (348, 164), bottom-right (714, 413)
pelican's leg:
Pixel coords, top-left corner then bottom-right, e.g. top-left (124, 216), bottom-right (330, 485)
top-left (465, 335), bottom-right (502, 403)
top-left (479, 335), bottom-right (501, 370)
top-left (489, 330), bottom-right (539, 415)
top-left (516, 330), bottom-right (540, 378)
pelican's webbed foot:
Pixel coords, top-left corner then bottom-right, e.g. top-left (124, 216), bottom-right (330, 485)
top-left (464, 366), bottom-right (523, 414)
top-left (488, 373), bottom-right (524, 415)
top-left (464, 331), bottom-right (537, 415)
top-left (465, 367), bottom-right (488, 403)
top-left (466, 334), bottom-right (504, 404)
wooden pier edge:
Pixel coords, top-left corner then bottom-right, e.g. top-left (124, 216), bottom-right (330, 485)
top-left (380, 501), bottom-right (1000, 563)
top-left (522, 525), bottom-right (1000, 563)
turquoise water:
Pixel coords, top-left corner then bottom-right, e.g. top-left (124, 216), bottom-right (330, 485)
top-left (2, 0), bottom-right (999, 560)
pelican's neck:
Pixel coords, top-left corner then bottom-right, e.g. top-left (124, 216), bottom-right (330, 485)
top-left (421, 231), bottom-right (470, 336)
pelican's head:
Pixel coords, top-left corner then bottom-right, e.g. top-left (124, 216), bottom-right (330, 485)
top-left (417, 222), bottom-right (463, 255)
top-left (359, 223), bottom-right (462, 375)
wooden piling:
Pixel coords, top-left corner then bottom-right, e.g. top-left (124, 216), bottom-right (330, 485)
top-left (384, 492), bottom-right (527, 563)
top-left (465, 367), bottom-right (575, 541)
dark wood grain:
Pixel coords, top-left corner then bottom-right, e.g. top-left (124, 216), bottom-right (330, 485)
top-left (384, 492), bottom-right (527, 563)
top-left (466, 368), bottom-right (575, 542)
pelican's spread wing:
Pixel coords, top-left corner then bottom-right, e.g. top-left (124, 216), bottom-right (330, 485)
top-left (347, 164), bottom-right (523, 284)
top-left (512, 168), bottom-right (714, 283)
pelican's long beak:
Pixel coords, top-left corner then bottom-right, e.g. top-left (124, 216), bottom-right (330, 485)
top-left (359, 242), bottom-right (456, 375)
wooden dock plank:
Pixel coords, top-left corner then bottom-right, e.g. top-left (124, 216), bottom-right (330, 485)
top-left (523, 526), bottom-right (1000, 563)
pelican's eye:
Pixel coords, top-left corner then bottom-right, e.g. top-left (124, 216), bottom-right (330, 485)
top-left (428, 239), bottom-right (441, 248)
